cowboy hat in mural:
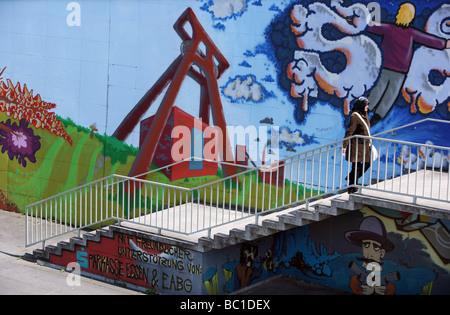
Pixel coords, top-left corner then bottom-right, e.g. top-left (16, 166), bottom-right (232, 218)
top-left (345, 216), bottom-right (399, 295)
top-left (345, 215), bottom-right (394, 253)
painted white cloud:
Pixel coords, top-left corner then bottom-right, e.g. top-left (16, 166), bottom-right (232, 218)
top-left (209, 0), bottom-right (246, 19)
top-left (223, 75), bottom-right (264, 101)
top-left (279, 128), bottom-right (304, 145)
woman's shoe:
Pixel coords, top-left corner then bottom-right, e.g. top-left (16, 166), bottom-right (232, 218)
top-left (348, 187), bottom-right (357, 194)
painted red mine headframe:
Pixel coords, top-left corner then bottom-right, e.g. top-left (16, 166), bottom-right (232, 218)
top-left (112, 7), bottom-right (237, 181)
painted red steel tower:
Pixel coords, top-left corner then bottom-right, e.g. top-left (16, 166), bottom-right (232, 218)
top-left (112, 8), bottom-right (237, 181)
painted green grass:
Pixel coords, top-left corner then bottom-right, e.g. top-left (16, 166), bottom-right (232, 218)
top-left (4, 116), bottom-right (139, 211)
top-left (2, 113), bottom-right (322, 231)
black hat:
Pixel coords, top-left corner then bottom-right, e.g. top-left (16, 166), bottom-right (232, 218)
top-left (345, 216), bottom-right (394, 252)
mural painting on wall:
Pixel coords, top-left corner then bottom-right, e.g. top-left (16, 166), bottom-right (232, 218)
top-left (46, 207), bottom-right (449, 295)
top-left (0, 0), bottom-right (449, 213)
top-left (267, 1), bottom-right (450, 127)
top-left (0, 67), bottom-right (141, 212)
top-left (50, 232), bottom-right (203, 295)
top-left (202, 0), bottom-right (450, 165)
top-left (0, 67), bottom-right (71, 212)
top-left (201, 0), bottom-right (450, 180)
top-left (0, 0), bottom-right (447, 296)
top-left (0, 64), bottom-right (138, 212)
top-left (204, 207), bottom-right (450, 295)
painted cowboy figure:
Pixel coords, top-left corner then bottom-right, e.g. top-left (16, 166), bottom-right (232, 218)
top-left (345, 216), bottom-right (400, 295)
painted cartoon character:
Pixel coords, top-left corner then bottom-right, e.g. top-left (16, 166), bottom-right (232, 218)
top-left (345, 216), bottom-right (400, 295)
top-left (402, 4), bottom-right (450, 116)
top-left (234, 243), bottom-right (261, 289)
top-left (364, 3), bottom-right (450, 125)
top-left (233, 242), bottom-right (273, 290)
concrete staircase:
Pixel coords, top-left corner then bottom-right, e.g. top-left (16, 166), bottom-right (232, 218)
top-left (197, 194), bottom-right (358, 251)
top-left (24, 192), bottom-right (362, 263)
top-left (23, 226), bottom-right (115, 262)
top-left (23, 187), bottom-right (450, 263)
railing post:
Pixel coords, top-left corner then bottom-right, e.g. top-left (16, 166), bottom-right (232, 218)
top-left (25, 207), bottom-right (28, 247)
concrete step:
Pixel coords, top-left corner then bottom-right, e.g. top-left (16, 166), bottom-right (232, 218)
top-left (213, 232), bottom-right (240, 246)
top-left (349, 193), bottom-right (450, 220)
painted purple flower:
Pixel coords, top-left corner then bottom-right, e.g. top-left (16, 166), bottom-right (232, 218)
top-left (0, 119), bottom-right (41, 167)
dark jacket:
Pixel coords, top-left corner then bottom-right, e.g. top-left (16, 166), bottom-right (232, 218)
top-left (343, 113), bottom-right (371, 162)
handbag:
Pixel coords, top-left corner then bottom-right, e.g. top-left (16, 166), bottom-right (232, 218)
top-left (371, 144), bottom-right (379, 162)
top-left (353, 113), bottom-right (378, 162)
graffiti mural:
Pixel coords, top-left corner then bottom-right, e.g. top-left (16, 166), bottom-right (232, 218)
top-left (49, 231), bottom-right (203, 295)
top-left (268, 1), bottom-right (450, 127)
top-left (286, 1), bottom-right (380, 117)
top-left (0, 0), bottom-right (449, 296)
top-left (345, 216), bottom-right (400, 295)
top-left (44, 205), bottom-right (449, 295)
top-left (203, 207), bottom-right (450, 295)
top-left (0, 70), bottom-right (138, 211)
top-left (0, 0), bottom-right (449, 213)
top-left (0, 67), bottom-right (72, 145)
top-left (402, 4), bottom-right (450, 116)
top-left (368, 3), bottom-right (449, 124)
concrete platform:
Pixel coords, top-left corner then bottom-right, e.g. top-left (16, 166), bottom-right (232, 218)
top-left (119, 195), bottom-right (334, 250)
top-left (361, 169), bottom-right (450, 214)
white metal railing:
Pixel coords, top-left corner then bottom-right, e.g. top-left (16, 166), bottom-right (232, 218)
top-left (25, 127), bottom-right (450, 248)
top-left (374, 118), bottom-right (450, 139)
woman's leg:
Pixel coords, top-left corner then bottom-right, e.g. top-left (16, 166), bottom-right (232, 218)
top-left (348, 162), bottom-right (370, 193)
top-left (348, 162), bottom-right (358, 193)
top-left (348, 162), bottom-right (361, 186)
top-left (355, 162), bottom-right (371, 181)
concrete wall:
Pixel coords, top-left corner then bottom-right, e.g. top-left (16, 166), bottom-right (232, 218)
top-left (0, 0), bottom-right (449, 212)
top-left (47, 203), bottom-right (450, 295)
top-left (203, 206), bottom-right (450, 295)
top-left (49, 228), bottom-right (206, 294)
